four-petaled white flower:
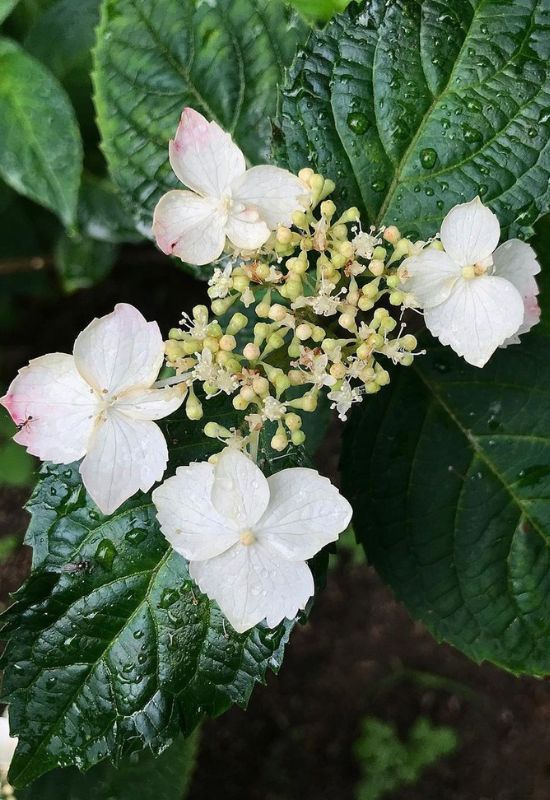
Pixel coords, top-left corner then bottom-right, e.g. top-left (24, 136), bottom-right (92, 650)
top-left (399, 197), bottom-right (540, 367)
top-left (152, 448), bottom-right (352, 633)
top-left (1, 304), bottom-right (185, 515)
top-left (0, 711), bottom-right (17, 777)
top-left (153, 108), bottom-right (310, 266)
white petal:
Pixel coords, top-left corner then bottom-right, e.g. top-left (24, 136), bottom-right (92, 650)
top-left (493, 239), bottom-right (541, 345)
top-left (152, 190), bottom-right (226, 265)
top-left (225, 208), bottom-right (270, 251)
top-left (425, 276), bottom-right (525, 368)
top-left (152, 462), bottom-right (239, 560)
top-left (189, 540), bottom-right (314, 633)
top-left (116, 386), bottom-right (186, 420)
top-left (0, 712), bottom-right (17, 773)
top-left (256, 468), bottom-right (352, 560)
top-left (493, 239), bottom-right (540, 297)
top-left (231, 165), bottom-right (309, 229)
top-left (440, 197), bottom-right (500, 266)
top-left (211, 448), bottom-right (270, 528)
top-left (80, 411), bottom-right (168, 515)
top-left (0, 353), bottom-right (97, 463)
top-left (399, 248), bottom-right (461, 309)
top-left (73, 304), bottom-right (164, 396)
top-left (169, 107), bottom-right (245, 198)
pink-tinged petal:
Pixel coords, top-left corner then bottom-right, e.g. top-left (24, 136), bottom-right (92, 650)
top-left (494, 239), bottom-right (541, 345)
top-left (502, 294), bottom-right (541, 346)
top-left (231, 165), bottom-right (310, 229)
top-left (169, 108), bottom-right (245, 198)
top-left (399, 248), bottom-right (460, 309)
top-left (116, 385), bottom-right (186, 420)
top-left (256, 468), bottom-right (352, 561)
top-left (189, 540), bottom-right (314, 633)
top-left (152, 463), bottom-right (239, 561)
top-left (211, 448), bottom-right (270, 529)
top-left (425, 276), bottom-right (524, 368)
top-left (153, 190), bottom-right (226, 265)
top-left (440, 197), bottom-right (500, 266)
top-left (73, 304), bottom-right (164, 396)
top-left (1, 353), bottom-right (97, 463)
top-left (225, 209), bottom-right (271, 251)
top-left (493, 239), bottom-right (540, 297)
top-left (80, 411), bottom-right (168, 515)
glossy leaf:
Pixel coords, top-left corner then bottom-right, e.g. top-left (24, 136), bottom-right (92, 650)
top-left (342, 327), bottom-right (550, 676)
top-left (280, 0), bottom-right (550, 239)
top-left (24, 0), bottom-right (101, 143)
top-left (77, 174), bottom-right (144, 244)
top-left (0, 398), bottom-right (297, 787)
top-left (54, 231), bottom-right (117, 293)
top-left (93, 0), bottom-right (307, 233)
top-left (19, 732), bottom-right (199, 800)
top-left (0, 38), bottom-right (82, 226)
top-left (288, 0), bottom-right (351, 22)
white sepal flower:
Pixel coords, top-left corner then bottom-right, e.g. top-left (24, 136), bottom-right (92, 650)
top-left (0, 711), bottom-right (17, 776)
top-left (153, 108), bottom-right (309, 266)
top-left (399, 197), bottom-right (540, 367)
top-left (152, 448), bottom-right (352, 633)
top-left (1, 304), bottom-right (185, 515)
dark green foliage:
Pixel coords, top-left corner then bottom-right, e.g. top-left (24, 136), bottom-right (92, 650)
top-left (280, 0), bottom-right (550, 239)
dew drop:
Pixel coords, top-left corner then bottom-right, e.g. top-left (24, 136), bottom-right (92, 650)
top-left (419, 148), bottom-right (438, 169)
top-left (95, 539), bottom-right (117, 570)
top-left (346, 111), bottom-right (369, 134)
top-left (462, 123), bottom-right (483, 143)
top-left (125, 528), bottom-right (148, 545)
top-left (159, 588), bottom-right (179, 609)
top-left (371, 179), bottom-right (386, 193)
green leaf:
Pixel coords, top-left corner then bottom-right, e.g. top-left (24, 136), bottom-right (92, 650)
top-left (342, 327), bottom-right (550, 676)
top-left (0, 398), bottom-right (296, 787)
top-left (280, 0), bottom-right (550, 239)
top-left (0, 38), bottom-right (82, 226)
top-left (92, 0), bottom-right (307, 233)
top-left (77, 174), bottom-right (144, 244)
top-left (0, 412), bottom-right (35, 488)
top-left (24, 0), bottom-right (101, 144)
top-left (287, 0), bottom-right (351, 22)
top-left (354, 716), bottom-right (458, 800)
top-left (0, 0), bottom-right (19, 24)
top-left (19, 732), bottom-right (199, 800)
top-left (54, 231), bottom-right (117, 293)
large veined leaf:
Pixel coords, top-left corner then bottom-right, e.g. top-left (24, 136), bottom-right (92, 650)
top-left (0, 399), bottom-right (297, 787)
top-left (0, 38), bottom-right (82, 226)
top-left (93, 0), bottom-right (307, 234)
top-left (19, 732), bottom-right (199, 800)
top-left (280, 0), bottom-right (550, 239)
top-left (342, 314), bottom-right (550, 675)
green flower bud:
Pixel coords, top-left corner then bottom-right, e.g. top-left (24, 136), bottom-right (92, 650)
top-left (291, 430), bottom-right (306, 446)
top-left (226, 313), bottom-right (248, 335)
top-left (211, 295), bottom-right (236, 316)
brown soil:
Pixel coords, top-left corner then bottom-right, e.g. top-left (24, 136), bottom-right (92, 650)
top-left (2, 252), bottom-right (550, 800)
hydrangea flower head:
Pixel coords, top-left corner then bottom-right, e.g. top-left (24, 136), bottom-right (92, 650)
top-left (153, 448), bottom-right (352, 633)
top-left (1, 304), bottom-right (185, 514)
top-left (153, 108), bottom-right (310, 266)
top-left (399, 197), bottom-right (540, 367)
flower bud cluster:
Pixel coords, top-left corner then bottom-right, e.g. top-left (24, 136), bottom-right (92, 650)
top-left (165, 171), bottom-right (426, 450)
